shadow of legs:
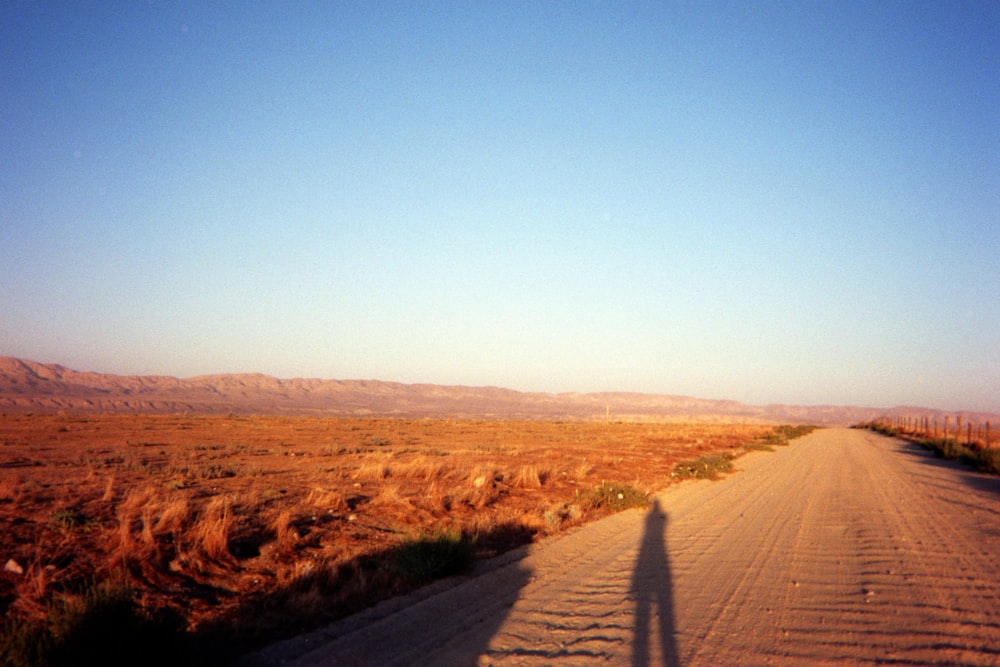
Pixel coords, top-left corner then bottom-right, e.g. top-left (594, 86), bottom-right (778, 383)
top-left (631, 498), bottom-right (680, 667)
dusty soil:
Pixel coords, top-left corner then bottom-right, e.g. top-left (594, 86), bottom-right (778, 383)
top-left (250, 428), bottom-right (1000, 666)
top-left (0, 413), bottom-right (774, 655)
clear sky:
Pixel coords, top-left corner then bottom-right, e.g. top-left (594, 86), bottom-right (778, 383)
top-left (2, 2), bottom-right (998, 412)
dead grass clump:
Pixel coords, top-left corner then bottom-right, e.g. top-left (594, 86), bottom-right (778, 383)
top-left (304, 487), bottom-right (347, 513)
top-left (422, 480), bottom-right (451, 514)
top-left (101, 475), bottom-right (115, 502)
top-left (119, 485), bottom-right (156, 518)
top-left (0, 476), bottom-right (20, 503)
top-left (453, 484), bottom-right (499, 510)
top-left (110, 486), bottom-right (159, 569)
top-left (512, 464), bottom-right (553, 488)
top-left (140, 507), bottom-right (156, 552)
top-left (271, 511), bottom-right (298, 550)
top-left (353, 461), bottom-right (392, 480)
top-left (468, 464), bottom-right (502, 489)
top-left (12, 555), bottom-right (51, 617)
top-left (395, 456), bottom-right (450, 482)
top-left (370, 483), bottom-right (412, 509)
top-left (190, 497), bottom-right (236, 565)
top-left (153, 496), bottom-right (190, 535)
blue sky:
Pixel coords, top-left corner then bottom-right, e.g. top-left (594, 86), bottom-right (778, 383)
top-left (2, 2), bottom-right (998, 412)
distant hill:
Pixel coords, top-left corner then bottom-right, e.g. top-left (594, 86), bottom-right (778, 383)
top-left (1, 357), bottom-right (995, 426)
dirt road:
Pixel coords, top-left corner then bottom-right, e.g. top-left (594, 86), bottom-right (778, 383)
top-left (247, 428), bottom-right (1000, 666)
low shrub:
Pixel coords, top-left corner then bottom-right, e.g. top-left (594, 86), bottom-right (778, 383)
top-left (915, 437), bottom-right (1000, 476)
top-left (584, 482), bottom-right (648, 512)
top-left (868, 423), bottom-right (900, 437)
top-left (673, 453), bottom-right (734, 480)
top-left (740, 425), bottom-right (816, 453)
top-left (977, 448), bottom-right (1000, 475)
top-left (938, 439), bottom-right (975, 462)
top-left (754, 424), bottom-right (817, 447)
top-left (772, 424), bottom-right (817, 441)
top-left (860, 419), bottom-right (1000, 478)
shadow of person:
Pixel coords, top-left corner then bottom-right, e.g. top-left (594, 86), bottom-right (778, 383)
top-left (630, 498), bottom-right (680, 667)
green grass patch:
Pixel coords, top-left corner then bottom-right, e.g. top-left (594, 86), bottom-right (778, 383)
top-left (672, 453), bottom-right (735, 480)
top-left (584, 482), bottom-right (649, 512)
top-left (48, 509), bottom-right (95, 532)
top-left (391, 529), bottom-right (476, 582)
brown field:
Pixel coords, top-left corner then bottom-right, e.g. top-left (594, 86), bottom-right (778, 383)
top-left (0, 413), bottom-right (776, 657)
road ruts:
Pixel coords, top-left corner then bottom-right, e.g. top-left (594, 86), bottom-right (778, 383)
top-left (245, 428), bottom-right (1000, 666)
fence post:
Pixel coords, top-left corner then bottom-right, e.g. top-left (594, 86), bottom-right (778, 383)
top-left (988, 422), bottom-right (992, 448)
top-left (944, 415), bottom-right (950, 440)
top-left (967, 422), bottom-right (973, 446)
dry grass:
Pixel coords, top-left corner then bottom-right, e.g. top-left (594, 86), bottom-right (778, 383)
top-left (153, 495), bottom-right (190, 535)
top-left (191, 496), bottom-right (235, 565)
top-left (353, 459), bottom-right (392, 480)
top-left (271, 510), bottom-right (298, 550)
top-left (304, 487), bottom-right (347, 513)
top-left (101, 475), bottom-right (116, 502)
top-left (0, 412), bottom-right (779, 656)
top-left (0, 475), bottom-right (18, 503)
top-left (512, 465), bottom-right (544, 488)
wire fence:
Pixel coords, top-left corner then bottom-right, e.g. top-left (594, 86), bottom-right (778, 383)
top-left (873, 415), bottom-right (993, 449)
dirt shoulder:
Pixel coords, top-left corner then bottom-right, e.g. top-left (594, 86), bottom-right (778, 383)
top-left (246, 428), bottom-right (1000, 666)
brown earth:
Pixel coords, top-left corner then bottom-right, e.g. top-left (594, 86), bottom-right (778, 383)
top-left (0, 412), bottom-right (778, 658)
top-left (6, 356), bottom-right (984, 425)
top-left (247, 428), bottom-right (1000, 666)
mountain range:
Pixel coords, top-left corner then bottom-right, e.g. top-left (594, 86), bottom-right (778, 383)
top-left (1, 357), bottom-right (994, 426)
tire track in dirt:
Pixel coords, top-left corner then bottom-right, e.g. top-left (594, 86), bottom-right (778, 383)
top-left (247, 428), bottom-right (1000, 666)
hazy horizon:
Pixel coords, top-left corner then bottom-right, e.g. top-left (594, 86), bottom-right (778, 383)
top-left (2, 3), bottom-right (998, 413)
top-left (6, 354), bottom-right (999, 418)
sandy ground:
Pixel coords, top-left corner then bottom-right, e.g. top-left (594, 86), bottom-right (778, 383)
top-left (243, 428), bottom-right (1000, 666)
